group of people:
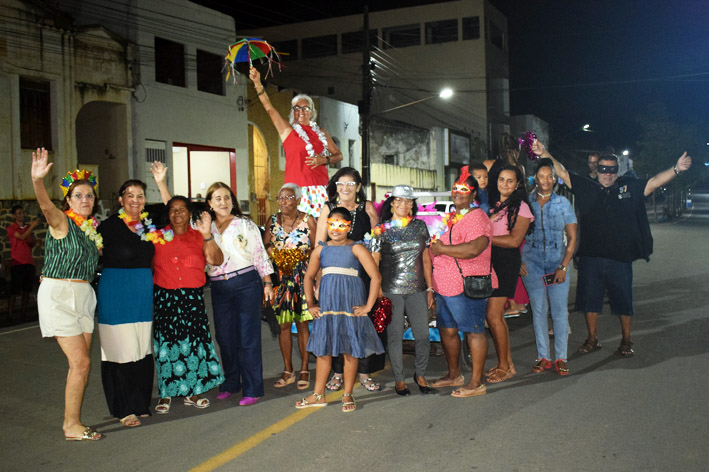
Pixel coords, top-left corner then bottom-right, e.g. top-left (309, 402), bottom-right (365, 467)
top-left (32, 70), bottom-right (692, 439)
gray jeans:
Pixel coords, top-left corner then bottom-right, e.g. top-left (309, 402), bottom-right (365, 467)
top-left (385, 290), bottom-right (430, 382)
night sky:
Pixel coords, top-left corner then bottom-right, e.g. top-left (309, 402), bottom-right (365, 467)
top-left (196, 0), bottom-right (708, 159)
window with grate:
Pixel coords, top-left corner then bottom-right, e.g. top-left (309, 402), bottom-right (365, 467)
top-left (425, 19), bottom-right (458, 44)
top-left (382, 24), bottom-right (420, 49)
top-left (462, 16), bottom-right (480, 40)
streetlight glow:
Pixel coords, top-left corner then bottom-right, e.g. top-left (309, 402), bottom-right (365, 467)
top-left (582, 124), bottom-right (591, 132)
top-left (622, 149), bottom-right (629, 156)
top-left (439, 88), bottom-right (453, 99)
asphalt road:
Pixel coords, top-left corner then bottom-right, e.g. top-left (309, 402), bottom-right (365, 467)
top-left (2, 194), bottom-right (708, 472)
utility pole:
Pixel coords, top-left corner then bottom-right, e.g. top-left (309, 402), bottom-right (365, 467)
top-left (360, 4), bottom-right (371, 185)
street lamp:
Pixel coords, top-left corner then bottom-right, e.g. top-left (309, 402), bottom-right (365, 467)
top-left (622, 149), bottom-right (630, 156)
top-left (379, 88), bottom-right (454, 114)
top-left (582, 124), bottom-right (593, 132)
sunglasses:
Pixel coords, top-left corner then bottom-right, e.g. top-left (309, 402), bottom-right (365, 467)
top-left (293, 105), bottom-right (312, 112)
top-left (327, 219), bottom-right (351, 232)
top-left (452, 184), bottom-right (472, 194)
top-left (335, 181), bottom-right (357, 187)
top-left (597, 165), bottom-right (618, 174)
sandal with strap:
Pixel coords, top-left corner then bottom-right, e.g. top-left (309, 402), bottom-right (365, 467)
top-left (65, 426), bottom-right (103, 441)
top-left (326, 374), bottom-right (344, 391)
top-left (359, 377), bottom-right (381, 392)
top-left (295, 392), bottom-right (327, 409)
top-left (155, 397), bottom-right (172, 414)
top-left (184, 396), bottom-right (210, 408)
top-left (618, 340), bottom-right (634, 357)
top-left (297, 371), bottom-right (310, 390)
top-left (341, 393), bottom-right (356, 413)
top-left (554, 359), bottom-right (570, 376)
top-left (487, 366), bottom-right (516, 384)
top-left (578, 338), bottom-right (602, 353)
top-left (531, 358), bottom-right (552, 373)
top-left (274, 371), bottom-right (296, 388)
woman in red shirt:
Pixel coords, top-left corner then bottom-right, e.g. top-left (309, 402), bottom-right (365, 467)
top-left (249, 66), bottom-right (343, 217)
top-left (152, 196), bottom-right (225, 414)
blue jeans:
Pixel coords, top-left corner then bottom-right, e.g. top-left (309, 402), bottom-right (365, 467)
top-left (522, 249), bottom-right (569, 361)
top-left (210, 270), bottom-right (264, 397)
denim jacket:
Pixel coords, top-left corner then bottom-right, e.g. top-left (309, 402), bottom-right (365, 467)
top-left (523, 193), bottom-right (576, 261)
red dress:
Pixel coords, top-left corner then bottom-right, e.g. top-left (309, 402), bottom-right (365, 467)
top-left (282, 126), bottom-right (329, 187)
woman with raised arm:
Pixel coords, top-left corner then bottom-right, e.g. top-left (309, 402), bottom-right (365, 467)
top-left (249, 66), bottom-right (343, 217)
top-left (31, 148), bottom-right (103, 441)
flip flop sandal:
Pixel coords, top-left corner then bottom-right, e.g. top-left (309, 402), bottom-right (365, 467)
top-left (119, 414), bottom-right (141, 428)
top-left (184, 397), bottom-right (210, 408)
top-left (359, 377), bottom-right (381, 391)
top-left (65, 426), bottom-right (103, 441)
top-left (451, 384), bottom-right (486, 398)
top-left (326, 374), bottom-right (344, 391)
top-left (155, 397), bottom-right (172, 414)
top-left (531, 358), bottom-right (552, 373)
top-left (297, 371), bottom-right (310, 390)
top-left (554, 359), bottom-right (570, 376)
top-left (274, 371), bottom-right (296, 388)
top-left (295, 392), bottom-right (327, 409)
top-left (341, 393), bottom-right (356, 413)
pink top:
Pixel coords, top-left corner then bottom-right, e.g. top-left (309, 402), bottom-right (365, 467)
top-left (491, 201), bottom-right (534, 236)
top-left (282, 125), bottom-right (329, 187)
top-left (432, 208), bottom-right (498, 297)
top-left (7, 223), bottom-right (34, 266)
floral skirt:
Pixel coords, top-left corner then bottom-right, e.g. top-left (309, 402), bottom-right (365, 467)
top-left (273, 261), bottom-right (313, 325)
top-left (153, 285), bottom-right (224, 398)
top-left (298, 185), bottom-right (328, 218)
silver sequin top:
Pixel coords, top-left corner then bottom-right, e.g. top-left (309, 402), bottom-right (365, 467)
top-left (370, 218), bottom-right (430, 294)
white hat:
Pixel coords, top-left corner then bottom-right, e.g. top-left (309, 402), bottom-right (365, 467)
top-left (391, 185), bottom-right (415, 199)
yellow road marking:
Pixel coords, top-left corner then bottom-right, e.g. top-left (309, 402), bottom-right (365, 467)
top-left (190, 391), bottom-right (344, 472)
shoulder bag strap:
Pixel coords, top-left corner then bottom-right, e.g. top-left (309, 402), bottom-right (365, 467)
top-left (449, 221), bottom-right (492, 279)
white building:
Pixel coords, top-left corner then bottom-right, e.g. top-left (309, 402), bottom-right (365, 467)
top-left (1, 0), bottom-right (252, 210)
top-left (241, 0), bottom-right (509, 193)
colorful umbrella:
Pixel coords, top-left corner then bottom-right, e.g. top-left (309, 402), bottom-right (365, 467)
top-left (224, 37), bottom-right (282, 83)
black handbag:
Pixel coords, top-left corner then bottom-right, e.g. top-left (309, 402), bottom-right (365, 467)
top-left (450, 225), bottom-right (494, 299)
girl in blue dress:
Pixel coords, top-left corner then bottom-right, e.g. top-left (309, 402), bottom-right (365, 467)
top-left (299, 207), bottom-right (383, 412)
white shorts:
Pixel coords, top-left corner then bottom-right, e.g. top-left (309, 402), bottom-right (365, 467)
top-left (38, 278), bottom-right (96, 337)
top-left (298, 185), bottom-right (328, 218)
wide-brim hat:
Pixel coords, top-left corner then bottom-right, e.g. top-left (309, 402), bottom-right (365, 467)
top-left (391, 185), bottom-right (415, 200)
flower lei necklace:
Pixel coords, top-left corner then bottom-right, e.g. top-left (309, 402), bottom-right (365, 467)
top-left (65, 209), bottom-right (103, 250)
top-left (118, 208), bottom-right (174, 245)
top-left (292, 121), bottom-right (329, 158)
top-left (368, 216), bottom-right (413, 238)
top-left (430, 204), bottom-right (478, 243)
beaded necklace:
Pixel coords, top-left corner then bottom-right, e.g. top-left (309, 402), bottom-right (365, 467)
top-left (292, 122), bottom-right (329, 158)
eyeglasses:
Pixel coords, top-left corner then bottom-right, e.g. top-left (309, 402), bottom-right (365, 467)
top-left (327, 219), bottom-right (351, 232)
top-left (277, 195), bottom-right (297, 202)
top-left (597, 165), bottom-right (618, 174)
top-left (452, 184), bottom-right (472, 194)
top-left (71, 193), bottom-right (95, 201)
top-left (293, 106), bottom-right (311, 112)
top-left (335, 182), bottom-right (357, 187)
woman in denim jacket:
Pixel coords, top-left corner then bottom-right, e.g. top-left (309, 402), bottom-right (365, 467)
top-left (521, 159), bottom-right (577, 375)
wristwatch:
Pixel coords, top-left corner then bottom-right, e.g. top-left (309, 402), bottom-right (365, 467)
top-left (558, 265), bottom-right (567, 272)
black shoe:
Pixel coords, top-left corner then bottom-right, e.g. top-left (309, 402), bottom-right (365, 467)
top-left (414, 374), bottom-right (434, 394)
top-left (394, 384), bottom-right (411, 396)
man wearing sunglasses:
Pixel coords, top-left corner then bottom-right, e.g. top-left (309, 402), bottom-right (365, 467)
top-left (532, 140), bottom-right (691, 357)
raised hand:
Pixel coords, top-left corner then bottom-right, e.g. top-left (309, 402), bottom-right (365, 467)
top-left (195, 210), bottom-right (213, 237)
top-left (150, 161), bottom-right (168, 184)
top-left (531, 139), bottom-right (549, 157)
top-left (31, 147), bottom-right (52, 181)
top-left (676, 152), bottom-right (692, 172)
top-left (249, 66), bottom-right (261, 86)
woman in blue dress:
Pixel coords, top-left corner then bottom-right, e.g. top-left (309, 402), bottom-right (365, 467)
top-left (298, 207), bottom-right (383, 412)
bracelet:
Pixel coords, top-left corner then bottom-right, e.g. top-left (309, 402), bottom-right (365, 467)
top-left (426, 287), bottom-right (434, 292)
top-left (263, 281), bottom-right (273, 286)
top-left (673, 165), bottom-right (680, 176)
top-left (203, 235), bottom-right (214, 242)
top-left (256, 87), bottom-right (266, 96)
top-left (325, 154), bottom-right (331, 164)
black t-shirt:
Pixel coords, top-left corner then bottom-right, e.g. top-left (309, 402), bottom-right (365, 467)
top-left (570, 173), bottom-right (653, 262)
top-left (98, 213), bottom-right (156, 269)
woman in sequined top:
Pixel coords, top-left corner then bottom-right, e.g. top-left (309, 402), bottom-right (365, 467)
top-left (371, 185), bottom-right (434, 396)
top-left (263, 183), bottom-right (317, 391)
